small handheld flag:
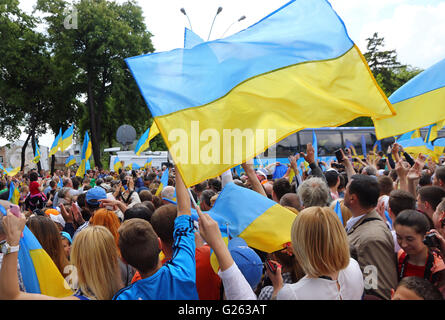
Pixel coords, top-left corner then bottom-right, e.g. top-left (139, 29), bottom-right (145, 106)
top-left (65, 155), bottom-right (76, 167)
top-left (49, 128), bottom-right (62, 157)
top-left (61, 124), bottom-right (74, 151)
top-left (8, 182), bottom-right (20, 205)
top-left (113, 157), bottom-right (123, 172)
top-left (155, 168), bottom-right (169, 196)
top-left (32, 142), bottom-right (41, 164)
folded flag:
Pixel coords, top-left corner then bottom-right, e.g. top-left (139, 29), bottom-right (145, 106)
top-left (125, 0), bottom-right (393, 187)
top-left (75, 132), bottom-right (92, 178)
top-left (113, 157), bottom-right (123, 172)
top-left (8, 182), bottom-right (20, 205)
top-left (334, 200), bottom-right (343, 225)
top-left (208, 182), bottom-right (297, 253)
top-left (374, 58), bottom-right (445, 139)
top-left (155, 168), bottom-right (169, 196)
top-left (65, 155), bottom-right (76, 167)
top-left (135, 127), bottom-right (150, 156)
top-left (49, 128), bottom-right (62, 157)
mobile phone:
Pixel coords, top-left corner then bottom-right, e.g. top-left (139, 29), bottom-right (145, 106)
top-left (265, 259), bottom-right (277, 274)
top-left (335, 149), bottom-right (344, 162)
top-left (9, 204), bottom-right (21, 218)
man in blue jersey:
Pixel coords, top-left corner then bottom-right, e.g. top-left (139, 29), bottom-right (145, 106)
top-left (113, 165), bottom-right (198, 300)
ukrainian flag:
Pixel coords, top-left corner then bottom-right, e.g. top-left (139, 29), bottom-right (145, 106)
top-left (8, 182), bottom-right (20, 205)
top-left (397, 137), bottom-right (440, 161)
top-left (374, 58), bottom-right (445, 139)
top-left (134, 127), bottom-right (150, 156)
top-left (132, 163), bottom-right (141, 170)
top-left (61, 124), bottom-right (74, 152)
top-left (155, 168), bottom-right (169, 196)
top-left (75, 132), bottom-right (92, 178)
top-left (125, 0), bottom-right (393, 187)
top-left (32, 142), bottom-right (41, 164)
top-left (345, 139), bottom-right (358, 157)
top-left (184, 27), bottom-right (204, 49)
top-left (65, 155), bottom-right (76, 167)
top-left (372, 140), bottom-right (382, 153)
top-left (208, 182), bottom-right (296, 253)
top-left (113, 157), bottom-right (123, 172)
top-left (144, 157), bottom-right (153, 169)
top-left (5, 167), bottom-right (20, 177)
top-left (49, 128), bottom-right (62, 157)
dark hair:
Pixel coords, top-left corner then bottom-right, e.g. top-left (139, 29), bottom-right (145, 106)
top-left (348, 175), bottom-right (380, 208)
top-left (397, 276), bottom-right (443, 300)
top-left (388, 190), bottom-right (416, 216)
top-left (394, 209), bottom-right (430, 235)
top-left (419, 173), bottom-right (432, 187)
top-left (150, 204), bottom-right (177, 246)
top-left (151, 196), bottom-right (163, 209)
top-left (324, 170), bottom-right (339, 188)
top-left (279, 193), bottom-right (302, 211)
top-left (142, 201), bottom-right (155, 213)
top-left (124, 204), bottom-right (154, 223)
top-left (435, 166), bottom-right (445, 184)
top-left (49, 180), bottom-right (56, 188)
top-left (200, 189), bottom-right (216, 207)
top-left (72, 177), bottom-right (81, 190)
top-left (418, 186), bottom-right (445, 211)
top-left (378, 175), bottom-right (394, 196)
top-left (208, 178), bottom-right (221, 192)
top-left (194, 181), bottom-right (208, 193)
top-left (29, 171), bottom-right (38, 182)
top-left (118, 218), bottom-right (160, 273)
top-left (377, 159), bottom-right (386, 170)
top-left (273, 178), bottom-right (292, 201)
top-left (138, 190), bottom-right (153, 202)
top-left (146, 173), bottom-right (157, 182)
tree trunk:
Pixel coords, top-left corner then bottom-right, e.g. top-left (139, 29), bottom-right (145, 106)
top-left (51, 155), bottom-right (56, 176)
top-left (87, 72), bottom-right (103, 169)
top-left (20, 132), bottom-right (32, 171)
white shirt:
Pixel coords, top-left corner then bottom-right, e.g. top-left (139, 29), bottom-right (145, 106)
top-left (277, 258), bottom-right (364, 300)
top-left (218, 262), bottom-right (257, 300)
top-left (345, 214), bottom-right (366, 232)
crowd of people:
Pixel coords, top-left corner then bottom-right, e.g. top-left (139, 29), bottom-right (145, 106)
top-left (1, 141), bottom-right (445, 301)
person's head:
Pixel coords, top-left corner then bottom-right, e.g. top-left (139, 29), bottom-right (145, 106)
top-left (85, 186), bottom-right (108, 212)
top-left (417, 186), bottom-right (445, 216)
top-left (63, 178), bottom-right (73, 188)
top-left (432, 166), bottom-right (445, 189)
top-left (124, 204), bottom-right (154, 223)
top-left (324, 170), bottom-right (340, 189)
top-left (386, 189), bottom-right (415, 220)
top-left (272, 178), bottom-right (291, 202)
top-left (344, 174), bottom-right (380, 215)
top-left (138, 190), bottom-right (153, 202)
top-left (291, 206), bottom-right (349, 277)
top-left (89, 208), bottom-right (121, 249)
top-left (419, 173), bottom-right (433, 187)
top-left (150, 204), bottom-right (177, 258)
top-left (432, 199), bottom-right (445, 233)
top-left (117, 218), bottom-right (161, 275)
top-left (296, 177), bottom-right (330, 208)
top-left (279, 193), bottom-right (302, 212)
top-left (49, 180), bottom-right (56, 189)
top-left (193, 181), bottom-right (208, 196)
top-left (391, 276), bottom-right (443, 300)
top-left (71, 226), bottom-right (123, 300)
top-left (208, 178), bottom-right (221, 193)
top-left (26, 215), bottom-right (69, 275)
top-left (362, 166), bottom-right (377, 176)
top-left (378, 175), bottom-right (394, 196)
top-left (60, 231), bottom-right (72, 260)
top-left (228, 237), bottom-right (263, 289)
top-left (263, 181), bottom-right (274, 199)
top-left (160, 186), bottom-right (176, 203)
top-left (394, 210), bottom-right (430, 256)
top-left (45, 208), bottom-right (66, 231)
top-left (200, 189), bottom-right (216, 211)
top-left (71, 177), bottom-right (81, 190)
top-left (29, 171), bottom-right (38, 182)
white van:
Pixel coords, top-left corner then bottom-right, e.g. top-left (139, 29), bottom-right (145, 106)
top-left (108, 150), bottom-right (169, 171)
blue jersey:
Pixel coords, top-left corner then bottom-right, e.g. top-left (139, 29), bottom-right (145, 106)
top-left (112, 215), bottom-right (198, 300)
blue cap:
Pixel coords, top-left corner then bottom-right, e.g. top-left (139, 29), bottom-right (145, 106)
top-left (86, 186), bottom-right (107, 205)
top-left (228, 237), bottom-right (263, 289)
top-left (60, 231), bottom-right (72, 244)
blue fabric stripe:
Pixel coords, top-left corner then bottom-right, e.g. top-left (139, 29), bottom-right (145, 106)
top-left (18, 226), bottom-right (42, 293)
top-left (389, 58), bottom-right (445, 104)
top-left (125, 0), bottom-right (353, 117)
top-left (184, 28), bottom-right (204, 49)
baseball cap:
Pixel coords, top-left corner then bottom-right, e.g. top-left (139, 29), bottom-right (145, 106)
top-left (86, 186), bottom-right (107, 205)
top-left (228, 237), bottom-right (263, 289)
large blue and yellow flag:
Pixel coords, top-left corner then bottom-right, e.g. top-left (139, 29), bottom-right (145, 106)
top-left (374, 58), bottom-right (445, 139)
top-left (8, 182), bottom-right (20, 205)
top-left (5, 167), bottom-right (20, 177)
top-left (134, 127), bottom-right (150, 156)
top-left (65, 155), bottom-right (76, 167)
top-left (397, 137), bottom-right (441, 162)
top-left (208, 182), bottom-right (296, 253)
top-left (113, 157), bottom-right (123, 172)
top-left (48, 128), bottom-right (62, 157)
top-left (61, 124), bottom-right (74, 152)
top-left (32, 142), bottom-right (41, 164)
top-left (155, 168), bottom-right (169, 196)
top-left (75, 132), bottom-right (92, 177)
top-left (125, 0), bottom-right (393, 187)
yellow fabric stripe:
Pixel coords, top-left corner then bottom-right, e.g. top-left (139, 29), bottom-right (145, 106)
top-left (156, 46), bottom-right (393, 187)
top-left (148, 121), bottom-right (160, 141)
top-left (238, 204), bottom-right (296, 253)
top-left (30, 249), bottom-right (73, 298)
top-left (374, 86), bottom-right (445, 139)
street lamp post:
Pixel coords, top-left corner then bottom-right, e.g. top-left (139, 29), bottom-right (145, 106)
top-left (180, 7), bottom-right (193, 31)
top-left (207, 6), bottom-right (223, 41)
top-left (221, 15), bottom-right (246, 38)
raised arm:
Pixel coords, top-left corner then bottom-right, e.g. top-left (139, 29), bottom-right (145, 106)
top-left (241, 160), bottom-right (267, 198)
top-left (175, 166), bottom-right (191, 216)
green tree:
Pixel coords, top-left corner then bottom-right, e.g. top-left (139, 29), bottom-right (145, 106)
top-left (37, 0), bottom-right (154, 168)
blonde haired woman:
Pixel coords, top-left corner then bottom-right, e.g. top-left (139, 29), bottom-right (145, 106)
top-left (267, 206), bottom-right (364, 300)
top-left (0, 210), bottom-right (123, 300)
